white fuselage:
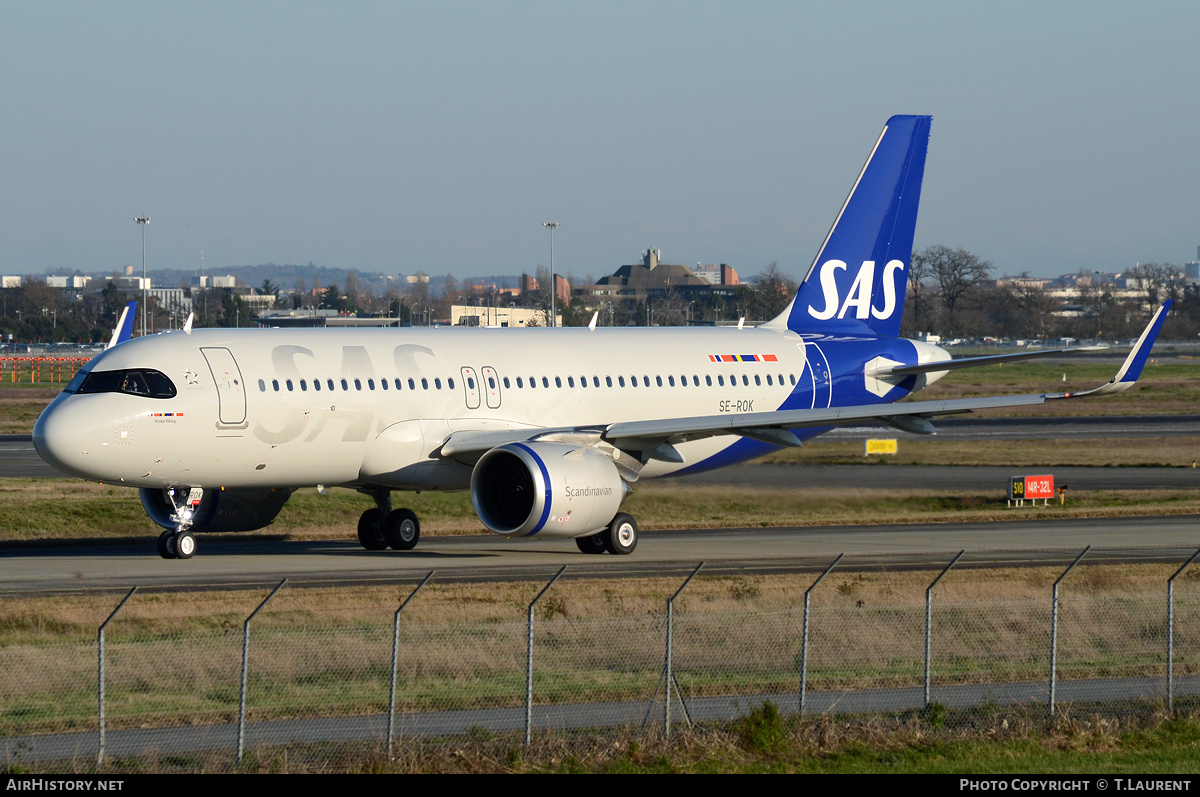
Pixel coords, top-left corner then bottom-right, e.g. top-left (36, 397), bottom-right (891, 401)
top-left (34, 325), bottom-right (948, 493)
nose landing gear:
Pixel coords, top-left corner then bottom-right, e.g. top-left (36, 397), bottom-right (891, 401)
top-left (157, 487), bottom-right (203, 560)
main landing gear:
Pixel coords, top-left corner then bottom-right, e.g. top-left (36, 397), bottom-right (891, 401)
top-left (574, 513), bottom-right (639, 556)
top-left (357, 491), bottom-right (421, 551)
top-left (158, 487), bottom-right (202, 560)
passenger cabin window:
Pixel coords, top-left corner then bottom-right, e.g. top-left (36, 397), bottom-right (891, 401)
top-left (368, 379), bottom-right (375, 390)
top-left (421, 378), bottom-right (429, 390)
top-left (354, 379), bottom-right (362, 390)
top-left (448, 377), bottom-right (455, 389)
top-left (434, 378), bottom-right (442, 389)
top-left (74, 369), bottom-right (178, 399)
top-left (272, 379), bottom-right (280, 391)
top-left (341, 379), bottom-right (349, 391)
top-left (258, 379), bottom-right (266, 392)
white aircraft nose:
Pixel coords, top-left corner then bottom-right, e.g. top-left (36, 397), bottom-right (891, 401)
top-left (33, 395), bottom-right (101, 479)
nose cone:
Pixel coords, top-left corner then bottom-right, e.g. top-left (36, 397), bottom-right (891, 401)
top-left (33, 394), bottom-right (101, 480)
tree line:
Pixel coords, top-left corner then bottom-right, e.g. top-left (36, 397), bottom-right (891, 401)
top-left (3, 247), bottom-right (1197, 343)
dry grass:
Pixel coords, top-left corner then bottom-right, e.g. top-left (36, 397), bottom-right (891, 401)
top-left (5, 565), bottom-right (1200, 747)
top-left (2, 476), bottom-right (1200, 544)
top-left (0, 388), bottom-right (57, 434)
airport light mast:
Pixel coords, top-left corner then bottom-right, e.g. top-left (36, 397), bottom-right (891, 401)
top-left (134, 216), bottom-right (151, 336)
top-left (543, 220), bottom-right (559, 328)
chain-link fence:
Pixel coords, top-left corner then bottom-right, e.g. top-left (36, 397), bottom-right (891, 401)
top-left (3, 552), bottom-right (1199, 770)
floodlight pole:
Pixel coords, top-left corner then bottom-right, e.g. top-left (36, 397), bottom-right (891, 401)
top-left (134, 216), bottom-right (151, 336)
top-left (543, 221), bottom-right (559, 328)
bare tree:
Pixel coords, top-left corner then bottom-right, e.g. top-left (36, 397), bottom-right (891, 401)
top-left (1126, 262), bottom-right (1183, 314)
top-left (903, 248), bottom-right (936, 334)
top-left (913, 245), bottom-right (992, 333)
top-left (748, 261), bottom-right (797, 321)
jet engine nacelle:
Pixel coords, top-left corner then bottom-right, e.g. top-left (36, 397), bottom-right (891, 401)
top-left (139, 487), bottom-right (295, 533)
top-left (471, 442), bottom-right (628, 539)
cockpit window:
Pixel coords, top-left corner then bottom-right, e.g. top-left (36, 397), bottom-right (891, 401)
top-left (72, 369), bottom-right (177, 399)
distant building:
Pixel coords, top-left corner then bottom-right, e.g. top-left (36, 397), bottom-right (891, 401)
top-left (587, 247), bottom-right (714, 299)
top-left (112, 276), bottom-right (151, 291)
top-left (1, 276), bottom-right (20, 288)
top-left (46, 275), bottom-right (91, 289)
top-left (192, 275), bottom-right (237, 289)
top-left (450, 304), bottom-right (559, 327)
top-left (553, 274), bottom-right (571, 305)
top-left (693, 262), bottom-right (740, 286)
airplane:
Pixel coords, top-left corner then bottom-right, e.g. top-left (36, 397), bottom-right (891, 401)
top-left (33, 115), bottom-right (1171, 560)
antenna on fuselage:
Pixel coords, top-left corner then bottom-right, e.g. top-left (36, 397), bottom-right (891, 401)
top-left (588, 311), bottom-right (598, 331)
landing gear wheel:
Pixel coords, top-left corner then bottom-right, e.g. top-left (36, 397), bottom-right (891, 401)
top-left (157, 530), bottom-right (177, 559)
top-left (174, 532), bottom-right (197, 560)
top-left (604, 513), bottom-right (638, 555)
top-left (575, 532), bottom-right (608, 555)
top-left (357, 508), bottom-right (388, 550)
top-left (385, 509), bottom-right (420, 550)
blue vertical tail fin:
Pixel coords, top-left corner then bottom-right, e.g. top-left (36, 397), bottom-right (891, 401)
top-left (107, 301), bottom-right (137, 349)
top-left (765, 115), bottom-right (931, 337)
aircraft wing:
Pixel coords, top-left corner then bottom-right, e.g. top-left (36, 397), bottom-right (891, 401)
top-left (440, 302), bottom-right (1170, 463)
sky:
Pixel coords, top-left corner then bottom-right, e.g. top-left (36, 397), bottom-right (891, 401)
top-left (2, 1), bottom-right (1198, 283)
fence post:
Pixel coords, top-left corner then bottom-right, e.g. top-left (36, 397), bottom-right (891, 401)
top-left (1168, 548), bottom-right (1200, 714)
top-left (525, 566), bottom-right (567, 745)
top-left (800, 554), bottom-right (843, 716)
top-left (96, 587), bottom-right (137, 769)
top-left (1050, 547), bottom-right (1089, 717)
top-left (238, 579), bottom-right (286, 765)
top-left (388, 571), bottom-right (433, 758)
top-left (925, 550), bottom-right (965, 709)
top-left (663, 562), bottom-right (703, 739)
